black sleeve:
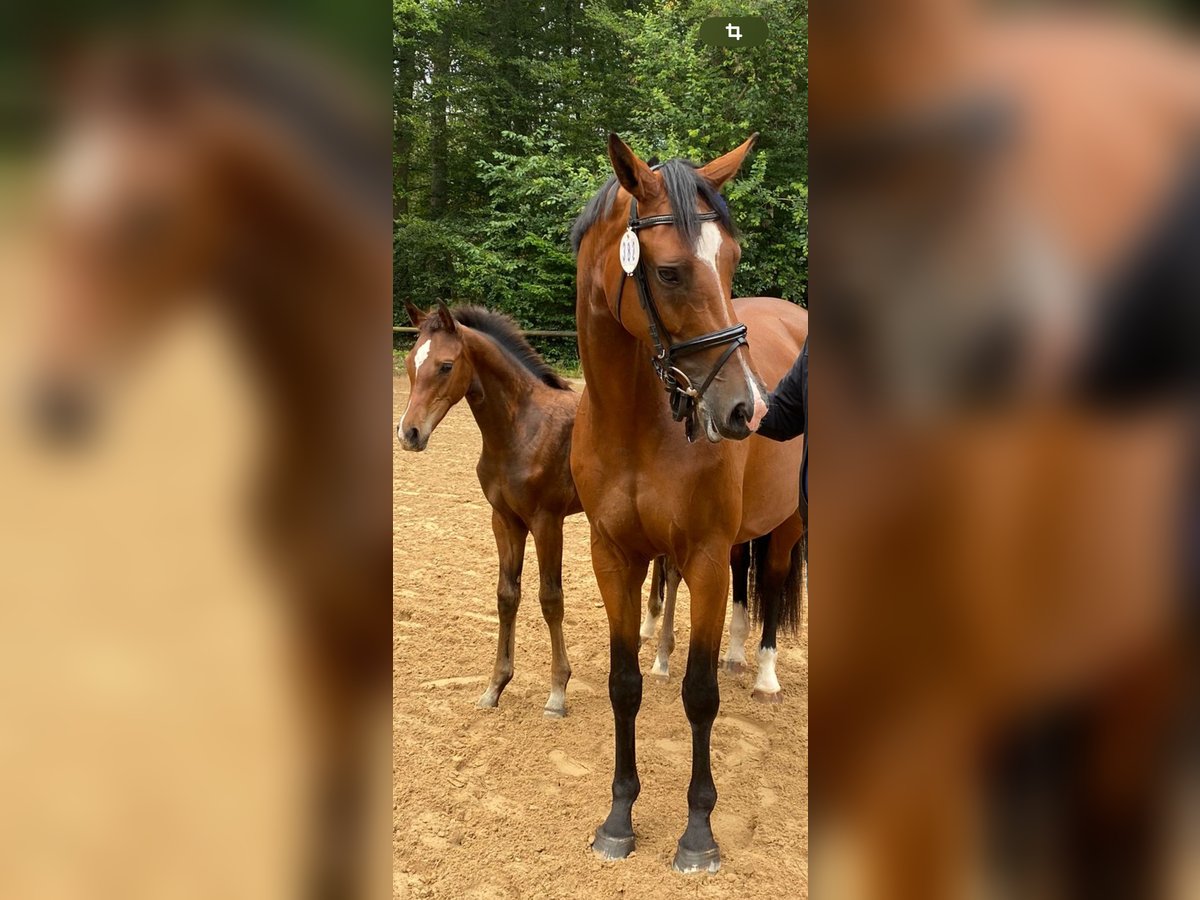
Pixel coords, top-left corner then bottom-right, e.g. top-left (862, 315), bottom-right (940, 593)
top-left (757, 341), bottom-right (807, 442)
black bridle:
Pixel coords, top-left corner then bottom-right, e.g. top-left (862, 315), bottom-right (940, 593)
top-left (617, 190), bottom-right (749, 442)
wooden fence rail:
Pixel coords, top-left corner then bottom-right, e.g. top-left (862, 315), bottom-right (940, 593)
top-left (393, 326), bottom-right (578, 338)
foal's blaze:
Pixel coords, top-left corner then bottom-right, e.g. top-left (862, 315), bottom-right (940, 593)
top-left (398, 302), bottom-right (473, 451)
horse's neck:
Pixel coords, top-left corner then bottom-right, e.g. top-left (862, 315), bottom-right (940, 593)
top-left (462, 328), bottom-right (539, 452)
top-left (577, 285), bottom-right (660, 442)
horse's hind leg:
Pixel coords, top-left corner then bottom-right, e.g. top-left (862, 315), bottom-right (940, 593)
top-left (532, 515), bottom-right (572, 717)
top-left (649, 561), bottom-right (681, 680)
top-left (751, 515), bottom-right (806, 703)
top-left (640, 557), bottom-right (666, 646)
top-left (721, 543), bottom-right (751, 674)
top-left (478, 508), bottom-right (528, 709)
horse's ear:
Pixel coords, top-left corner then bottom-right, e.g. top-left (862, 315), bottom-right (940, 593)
top-left (698, 133), bottom-right (760, 190)
top-left (405, 301), bottom-right (426, 327)
top-left (608, 133), bottom-right (659, 202)
top-left (435, 301), bottom-right (456, 333)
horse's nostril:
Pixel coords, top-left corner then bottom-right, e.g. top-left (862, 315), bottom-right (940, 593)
top-left (728, 401), bottom-right (751, 430)
top-left (404, 427), bottom-right (420, 446)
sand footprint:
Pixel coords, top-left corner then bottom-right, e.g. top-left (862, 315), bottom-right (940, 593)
top-left (548, 749), bottom-right (591, 777)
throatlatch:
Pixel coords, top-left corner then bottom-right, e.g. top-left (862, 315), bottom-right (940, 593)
top-left (617, 190), bottom-right (749, 442)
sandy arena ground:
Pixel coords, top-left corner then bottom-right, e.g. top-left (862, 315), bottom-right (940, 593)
top-left (393, 374), bottom-right (809, 899)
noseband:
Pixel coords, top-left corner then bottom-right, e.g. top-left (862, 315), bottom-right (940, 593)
top-left (617, 189), bottom-right (749, 442)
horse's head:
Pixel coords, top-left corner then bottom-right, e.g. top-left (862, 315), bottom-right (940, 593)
top-left (32, 40), bottom-right (225, 444)
top-left (397, 302), bottom-right (474, 452)
top-left (595, 134), bottom-right (768, 443)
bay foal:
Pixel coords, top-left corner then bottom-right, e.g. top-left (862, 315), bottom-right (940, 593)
top-left (398, 302), bottom-right (580, 716)
top-left (571, 135), bottom-right (807, 872)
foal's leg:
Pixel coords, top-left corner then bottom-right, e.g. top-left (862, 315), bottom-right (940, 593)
top-left (531, 515), bottom-right (572, 718)
top-left (649, 562), bottom-right (681, 680)
top-left (639, 557), bottom-right (666, 646)
top-left (478, 508), bottom-right (528, 709)
top-left (675, 548), bottom-right (731, 874)
top-left (591, 531), bottom-right (649, 859)
top-left (721, 543), bottom-right (751, 674)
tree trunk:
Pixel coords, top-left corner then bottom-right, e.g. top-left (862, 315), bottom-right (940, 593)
top-left (428, 31), bottom-right (450, 219)
top-left (393, 43), bottom-right (416, 216)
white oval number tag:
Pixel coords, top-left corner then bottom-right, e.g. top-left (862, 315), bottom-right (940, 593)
top-left (619, 228), bottom-right (640, 274)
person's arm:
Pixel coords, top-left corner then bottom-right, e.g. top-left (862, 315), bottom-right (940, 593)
top-left (756, 341), bottom-right (806, 442)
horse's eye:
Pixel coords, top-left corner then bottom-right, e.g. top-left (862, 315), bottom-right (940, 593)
top-left (657, 267), bottom-right (680, 285)
top-left (439, 361), bottom-right (454, 375)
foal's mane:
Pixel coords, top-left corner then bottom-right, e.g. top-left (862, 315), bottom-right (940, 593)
top-left (569, 157), bottom-right (735, 254)
top-left (426, 306), bottom-right (571, 391)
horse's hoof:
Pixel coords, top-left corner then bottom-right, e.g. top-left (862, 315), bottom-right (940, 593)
top-left (721, 659), bottom-right (747, 676)
top-left (543, 705), bottom-right (567, 719)
top-left (672, 843), bottom-right (721, 874)
top-left (648, 668), bottom-right (670, 682)
top-left (476, 694), bottom-right (499, 709)
top-left (750, 688), bottom-right (784, 704)
top-left (592, 826), bottom-right (636, 860)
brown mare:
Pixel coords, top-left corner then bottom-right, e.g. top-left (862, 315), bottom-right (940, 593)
top-left (397, 302), bottom-right (580, 716)
top-left (570, 135), bottom-right (808, 872)
top-left (397, 303), bottom-right (802, 710)
top-left (32, 36), bottom-right (390, 898)
top-left (813, 3), bottom-right (1199, 896)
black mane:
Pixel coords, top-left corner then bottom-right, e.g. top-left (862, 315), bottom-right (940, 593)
top-left (425, 305), bottom-right (571, 391)
top-left (569, 157), bottom-right (735, 254)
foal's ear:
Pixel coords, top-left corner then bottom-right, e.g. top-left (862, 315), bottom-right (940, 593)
top-left (698, 133), bottom-right (760, 190)
top-left (435, 300), bottom-right (457, 333)
top-left (405, 301), bottom-right (426, 327)
top-left (607, 133), bottom-right (660, 202)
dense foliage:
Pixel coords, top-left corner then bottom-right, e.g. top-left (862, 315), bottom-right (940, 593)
top-left (394, 0), bottom-right (807, 338)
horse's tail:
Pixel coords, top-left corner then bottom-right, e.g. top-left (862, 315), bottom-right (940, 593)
top-left (748, 531), bottom-right (805, 634)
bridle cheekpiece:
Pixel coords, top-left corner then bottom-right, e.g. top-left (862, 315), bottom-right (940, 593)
top-left (617, 178), bottom-right (749, 442)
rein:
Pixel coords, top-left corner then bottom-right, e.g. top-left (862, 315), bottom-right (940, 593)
top-left (616, 187), bottom-right (748, 442)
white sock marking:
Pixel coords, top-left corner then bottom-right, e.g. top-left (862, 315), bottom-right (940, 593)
top-left (725, 603), bottom-right (749, 664)
top-left (754, 647), bottom-right (780, 694)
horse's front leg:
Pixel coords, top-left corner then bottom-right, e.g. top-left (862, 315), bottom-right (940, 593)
top-left (591, 530), bottom-right (649, 859)
top-left (478, 508), bottom-right (528, 709)
top-left (675, 548), bottom-right (731, 873)
top-left (531, 514), bottom-right (572, 718)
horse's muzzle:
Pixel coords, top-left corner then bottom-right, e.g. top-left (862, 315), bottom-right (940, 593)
top-left (399, 425), bottom-right (428, 452)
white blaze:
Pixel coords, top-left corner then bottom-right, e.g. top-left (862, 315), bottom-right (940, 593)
top-left (411, 339), bottom-right (432, 373)
top-left (697, 221), bottom-right (767, 431)
top-left (398, 339), bottom-right (431, 432)
top-left (696, 221), bottom-right (723, 278)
